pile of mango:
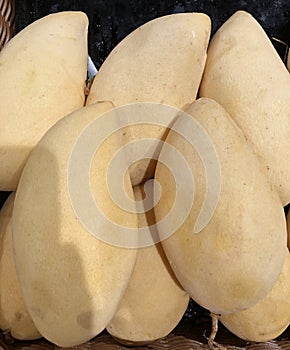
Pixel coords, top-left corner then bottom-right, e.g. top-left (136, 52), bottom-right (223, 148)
top-left (0, 10), bottom-right (289, 348)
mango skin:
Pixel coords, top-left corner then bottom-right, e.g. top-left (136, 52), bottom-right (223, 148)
top-left (200, 10), bottom-right (290, 206)
top-left (220, 254), bottom-right (290, 342)
top-left (13, 102), bottom-right (138, 347)
top-left (107, 185), bottom-right (189, 344)
top-left (0, 193), bottom-right (40, 340)
top-left (154, 98), bottom-right (287, 314)
top-left (287, 209), bottom-right (290, 249)
top-left (87, 13), bottom-right (211, 186)
top-left (0, 11), bottom-right (88, 190)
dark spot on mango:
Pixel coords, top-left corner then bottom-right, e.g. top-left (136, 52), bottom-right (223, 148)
top-left (77, 311), bottom-right (94, 330)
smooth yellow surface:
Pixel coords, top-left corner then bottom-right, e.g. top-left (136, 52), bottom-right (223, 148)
top-left (0, 193), bottom-right (40, 340)
top-left (287, 210), bottom-right (290, 249)
top-left (220, 254), bottom-right (290, 342)
top-left (154, 98), bottom-right (287, 314)
top-left (107, 185), bottom-right (189, 344)
top-left (200, 11), bottom-right (290, 206)
top-left (87, 13), bottom-right (211, 185)
top-left (0, 11), bottom-right (88, 190)
top-left (13, 102), bottom-right (138, 347)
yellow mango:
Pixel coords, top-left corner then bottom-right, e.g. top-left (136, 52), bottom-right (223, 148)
top-left (154, 98), bottom-right (287, 314)
top-left (0, 12), bottom-right (88, 190)
top-left (107, 184), bottom-right (189, 345)
top-left (13, 102), bottom-right (138, 347)
top-left (200, 11), bottom-right (290, 205)
top-left (220, 254), bottom-right (290, 342)
top-left (87, 13), bottom-right (211, 186)
top-left (0, 193), bottom-right (40, 340)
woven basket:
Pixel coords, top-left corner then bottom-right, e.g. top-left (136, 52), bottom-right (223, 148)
top-left (0, 1), bottom-right (289, 349)
top-left (0, 0), bottom-right (14, 49)
top-left (0, 319), bottom-right (289, 350)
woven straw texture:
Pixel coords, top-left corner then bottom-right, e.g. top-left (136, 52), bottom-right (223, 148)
top-left (0, 319), bottom-right (290, 350)
top-left (0, 0), bottom-right (14, 49)
top-left (0, 1), bottom-right (289, 349)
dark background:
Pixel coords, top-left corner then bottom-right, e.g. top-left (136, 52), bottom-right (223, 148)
top-left (15, 0), bottom-right (290, 69)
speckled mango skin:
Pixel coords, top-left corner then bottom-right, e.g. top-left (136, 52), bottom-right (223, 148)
top-left (200, 11), bottom-right (290, 206)
top-left (87, 13), bottom-right (211, 186)
top-left (0, 11), bottom-right (88, 190)
top-left (13, 102), bottom-right (138, 347)
top-left (154, 98), bottom-right (287, 314)
top-left (0, 193), bottom-right (40, 340)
